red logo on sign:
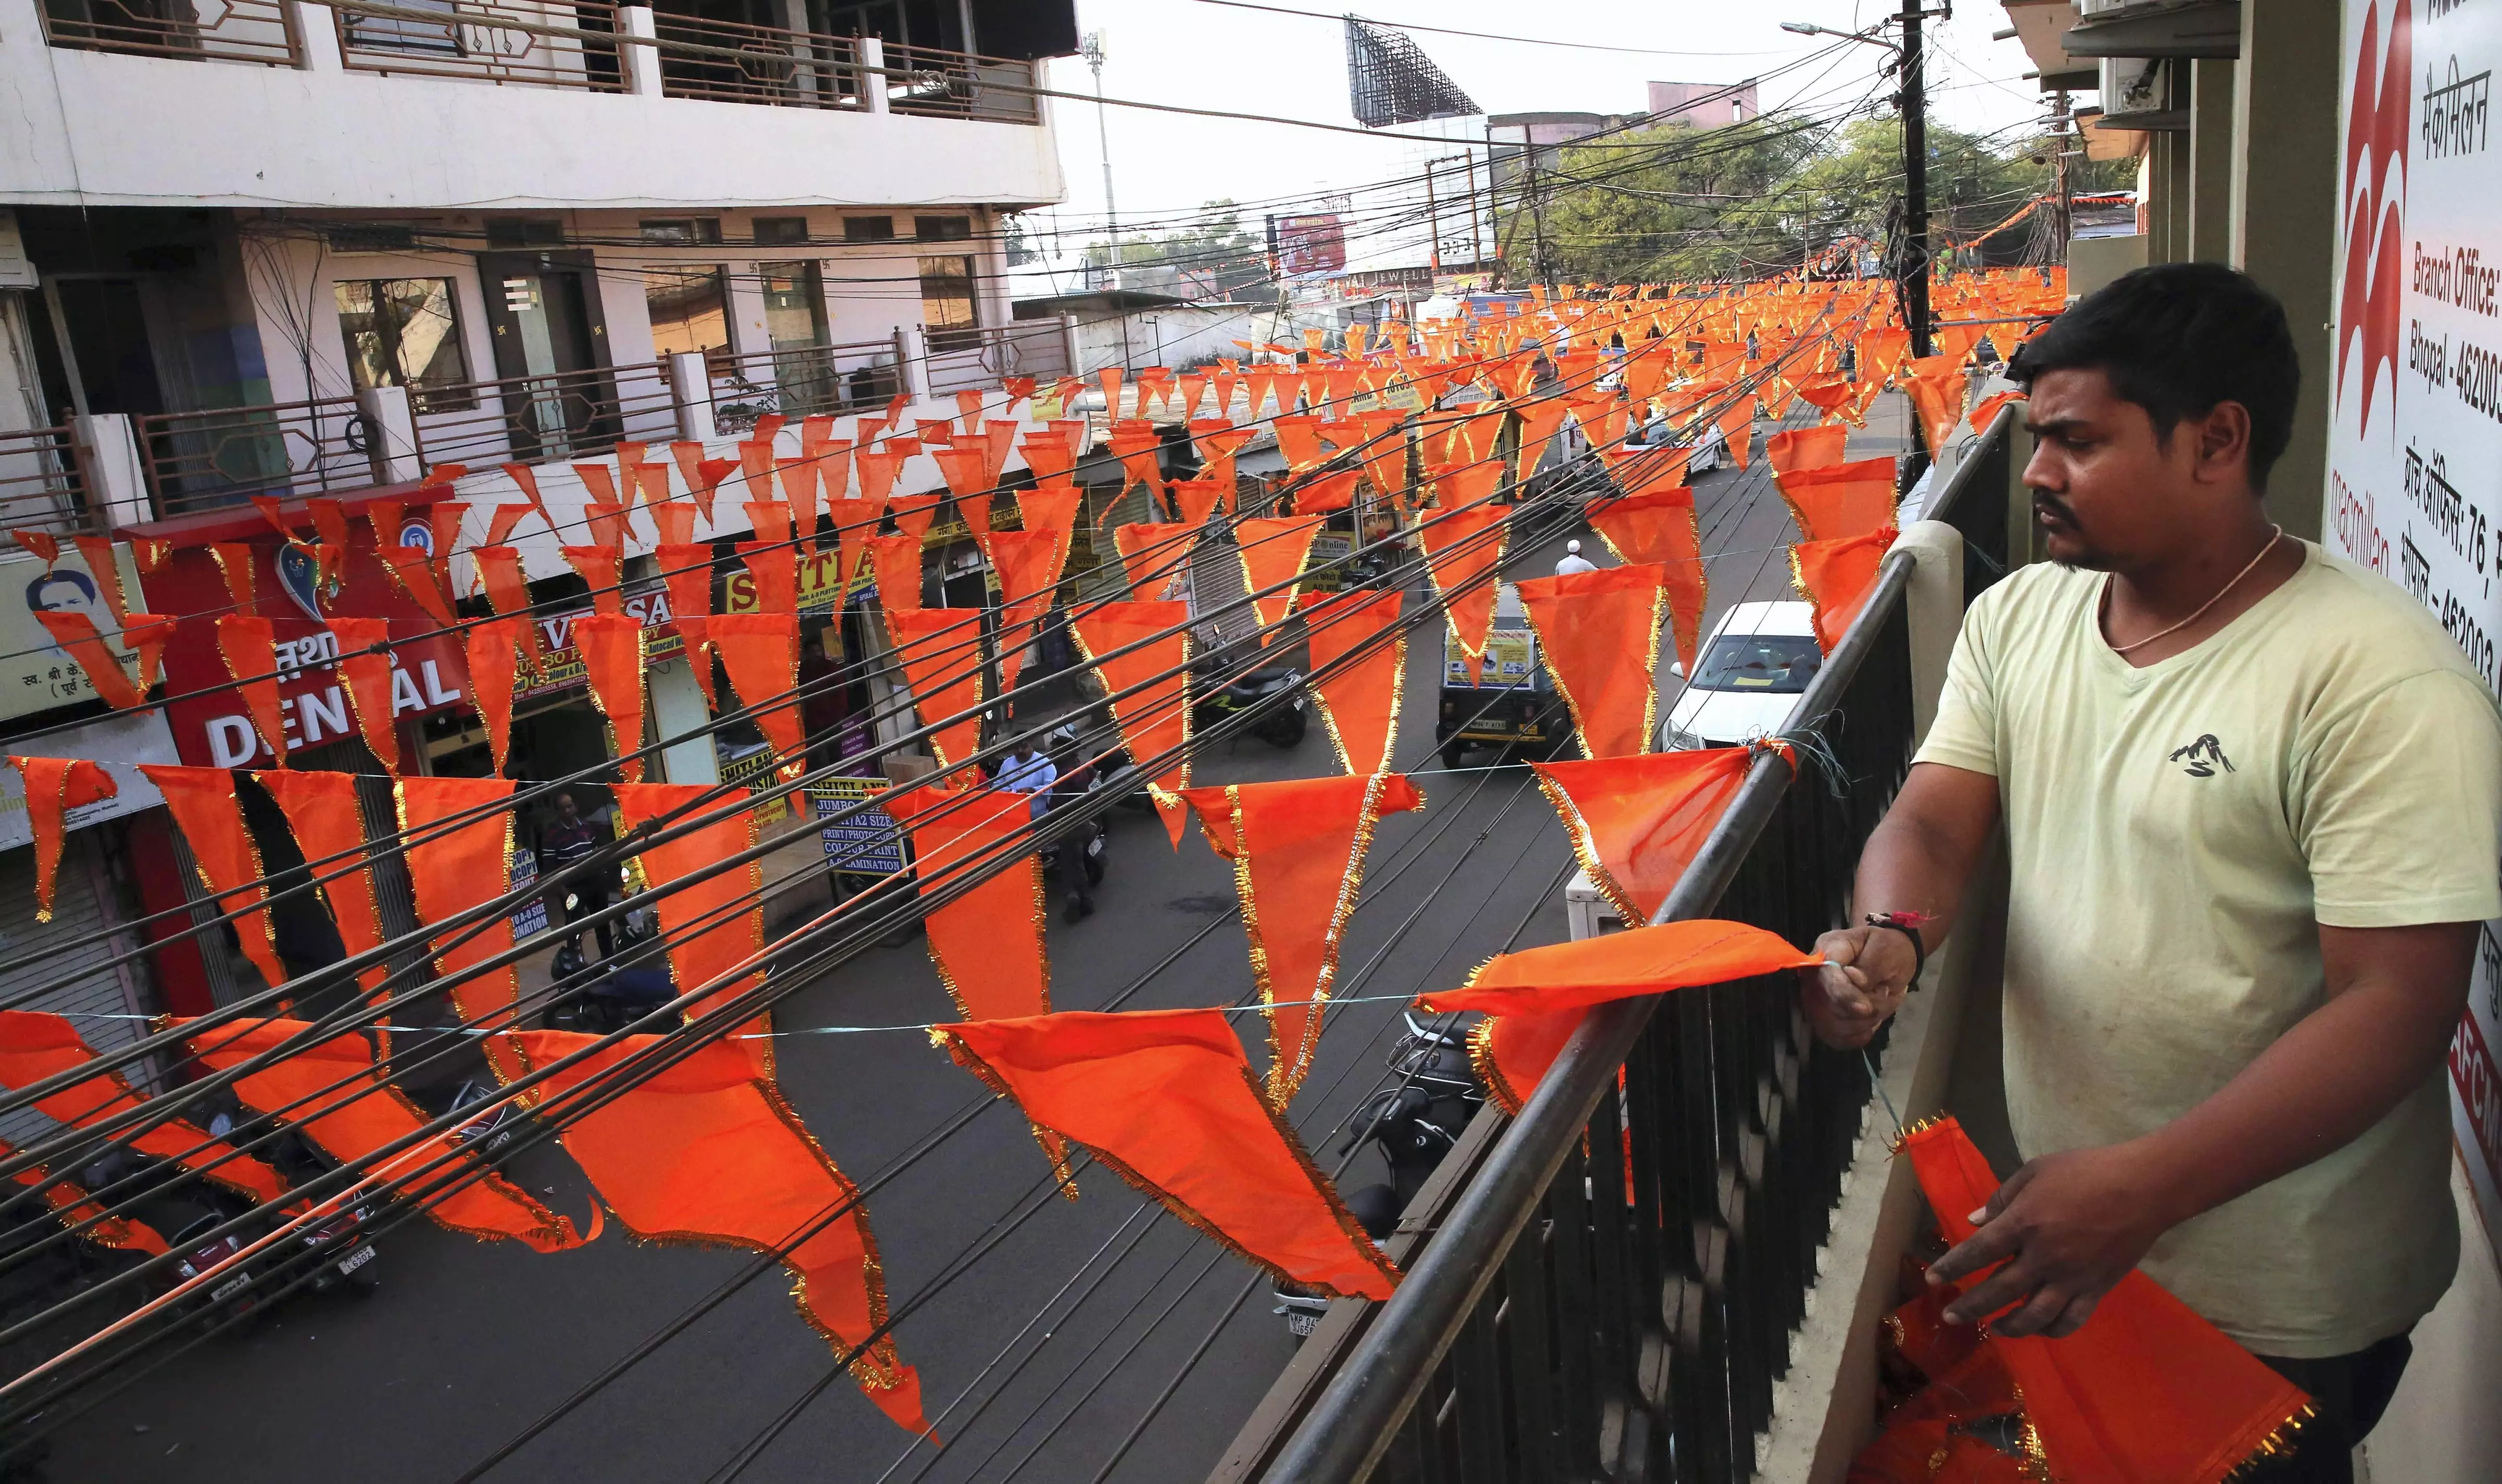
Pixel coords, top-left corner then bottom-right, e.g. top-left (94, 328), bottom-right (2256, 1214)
top-left (2455, 1010), bottom-right (2502, 1184)
top-left (2338, 0), bottom-right (2413, 437)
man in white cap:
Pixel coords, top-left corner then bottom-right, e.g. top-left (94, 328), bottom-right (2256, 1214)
top-left (1553, 539), bottom-right (1597, 577)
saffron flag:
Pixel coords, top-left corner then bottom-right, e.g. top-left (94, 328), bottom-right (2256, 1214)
top-left (32, 610), bottom-right (147, 710)
top-left (187, 1017), bottom-right (587, 1251)
top-left (513, 1029), bottom-right (928, 1433)
top-left (1765, 424), bottom-right (1849, 475)
top-left (1418, 920), bottom-right (1818, 1114)
top-left (1900, 353), bottom-right (1968, 455)
top-left (1775, 456), bottom-right (1900, 543)
top-left (885, 782), bottom-right (1072, 1186)
top-left (1112, 522), bottom-right (1193, 602)
top-left (870, 532), bottom-right (924, 614)
top-left (1894, 1117), bottom-right (2313, 1484)
top-left (464, 618), bottom-right (524, 776)
top-left (1530, 747), bottom-right (1767, 924)
top-left (884, 607), bottom-right (985, 770)
top-left (395, 776), bottom-right (531, 1084)
top-left (0, 1011), bottom-right (290, 1207)
top-left (1790, 528), bottom-right (1899, 652)
top-left (1297, 588), bottom-right (1405, 777)
top-left (608, 783), bottom-right (771, 1070)
top-left (1416, 507), bottom-right (1508, 685)
top-left (1514, 565), bottom-right (1667, 759)
top-left (1013, 484), bottom-right (1082, 587)
top-left (137, 764), bottom-right (287, 989)
top-left (6, 756), bottom-right (115, 924)
top-left (1070, 602), bottom-right (1193, 847)
top-left (562, 546), bottom-right (625, 617)
top-left (1233, 516), bottom-right (1324, 643)
top-left (988, 528), bottom-right (1065, 697)
top-left (1588, 489), bottom-right (1707, 672)
top-left (935, 1009), bottom-right (1401, 1299)
top-left (322, 616), bottom-right (403, 774)
top-left (710, 613), bottom-right (805, 793)
top-left (255, 767), bottom-right (390, 1002)
top-left (1, 1137), bottom-right (167, 1254)
top-left (215, 616), bottom-right (289, 766)
top-left (571, 613), bottom-right (649, 781)
top-left (1180, 774), bottom-right (1424, 1106)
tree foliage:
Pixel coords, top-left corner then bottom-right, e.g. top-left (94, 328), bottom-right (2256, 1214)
top-left (1529, 115), bottom-right (2084, 284)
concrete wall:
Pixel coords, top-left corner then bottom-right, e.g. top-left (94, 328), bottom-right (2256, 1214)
top-left (0, 0), bottom-right (1064, 211)
top-left (2361, 1172), bottom-right (2502, 1483)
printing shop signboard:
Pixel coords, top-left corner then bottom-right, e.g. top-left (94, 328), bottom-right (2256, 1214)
top-left (140, 519), bottom-right (472, 769)
top-left (2330, 0), bottom-right (2502, 1255)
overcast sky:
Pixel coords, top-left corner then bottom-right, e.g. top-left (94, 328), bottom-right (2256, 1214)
top-left (1027, 0), bottom-right (2053, 250)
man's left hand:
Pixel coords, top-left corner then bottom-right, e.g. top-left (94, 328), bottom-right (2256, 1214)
top-left (1925, 1143), bottom-right (2178, 1339)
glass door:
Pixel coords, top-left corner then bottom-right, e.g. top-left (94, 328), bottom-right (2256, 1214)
top-left (479, 252), bottom-right (612, 462)
top-left (759, 261), bottom-right (834, 415)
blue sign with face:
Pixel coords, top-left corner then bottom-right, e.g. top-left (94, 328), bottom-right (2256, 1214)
top-left (276, 543), bottom-right (325, 620)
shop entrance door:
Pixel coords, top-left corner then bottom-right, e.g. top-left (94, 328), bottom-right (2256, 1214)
top-left (477, 251), bottom-right (614, 462)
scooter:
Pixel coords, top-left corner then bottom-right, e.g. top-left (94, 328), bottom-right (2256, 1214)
top-left (1194, 662), bottom-right (1309, 749)
top-left (259, 1131), bottom-right (380, 1299)
top-left (1275, 1015), bottom-right (1485, 1339)
top-left (544, 946), bottom-right (682, 1035)
top-left (1034, 721), bottom-right (1110, 922)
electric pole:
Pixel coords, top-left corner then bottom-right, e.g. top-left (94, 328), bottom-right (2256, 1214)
top-left (1899, 0), bottom-right (1932, 356)
top-left (1082, 33), bottom-right (1120, 291)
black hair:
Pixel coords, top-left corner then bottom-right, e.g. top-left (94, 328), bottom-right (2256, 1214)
top-left (2008, 262), bottom-right (2299, 489)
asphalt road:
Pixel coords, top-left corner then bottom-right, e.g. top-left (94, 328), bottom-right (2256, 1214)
top-left (36, 397), bottom-right (1909, 1484)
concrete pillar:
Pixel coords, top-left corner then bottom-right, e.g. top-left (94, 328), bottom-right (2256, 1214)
top-left (73, 413), bottom-right (152, 529)
top-left (779, 0), bottom-right (818, 106)
top-left (619, 3), bottom-right (664, 98)
top-left (1057, 312), bottom-right (1081, 382)
top-left (860, 35), bottom-right (889, 114)
top-left (1890, 520), bottom-right (1967, 751)
top-left (2229, 0), bottom-right (2338, 542)
top-left (667, 351), bottom-right (716, 441)
top-left (894, 323), bottom-right (930, 402)
top-left (289, 1), bottom-right (342, 70)
top-left (355, 386), bottom-right (424, 485)
top-left (2187, 57), bottom-right (2236, 263)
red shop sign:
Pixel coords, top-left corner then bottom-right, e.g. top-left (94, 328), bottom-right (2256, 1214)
top-left (140, 516), bottom-right (473, 769)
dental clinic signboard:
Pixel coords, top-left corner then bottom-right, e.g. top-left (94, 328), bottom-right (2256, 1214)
top-left (2330, 0), bottom-right (2502, 1255)
top-left (139, 505), bottom-right (472, 769)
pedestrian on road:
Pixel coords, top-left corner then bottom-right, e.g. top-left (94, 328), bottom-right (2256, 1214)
top-left (997, 735), bottom-right (1058, 823)
top-left (1801, 263), bottom-right (2502, 1483)
top-left (540, 791), bottom-right (617, 960)
top-left (1553, 540), bottom-right (1597, 578)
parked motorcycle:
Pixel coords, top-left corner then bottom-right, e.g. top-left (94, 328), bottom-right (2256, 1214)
top-left (543, 946), bottom-right (681, 1035)
top-left (1275, 1015), bottom-right (1485, 1339)
top-left (1034, 721), bottom-right (1110, 923)
top-left (260, 1130), bottom-right (381, 1299)
top-left (1194, 662), bottom-right (1309, 749)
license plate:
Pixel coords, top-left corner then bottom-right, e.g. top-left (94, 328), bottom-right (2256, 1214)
top-left (210, 1272), bottom-right (252, 1303)
top-left (1286, 1309), bottom-right (1320, 1338)
top-left (337, 1245), bottom-right (376, 1276)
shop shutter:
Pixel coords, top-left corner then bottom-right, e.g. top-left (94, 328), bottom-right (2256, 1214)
top-left (0, 835), bottom-right (145, 1148)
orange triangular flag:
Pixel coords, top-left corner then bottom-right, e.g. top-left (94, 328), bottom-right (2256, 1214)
top-left (572, 612), bottom-right (649, 781)
top-left (934, 1008), bottom-right (1400, 1299)
top-left (1297, 588), bottom-right (1405, 777)
top-left (1589, 490), bottom-right (1707, 672)
top-left (1765, 424), bottom-right (1849, 475)
top-left (254, 767), bottom-right (389, 1002)
top-left (1013, 484), bottom-right (1083, 587)
top-left (1900, 353), bottom-right (1967, 455)
top-left (1514, 563), bottom-right (1667, 759)
top-left (1112, 523), bottom-right (1193, 602)
top-left (1233, 516), bottom-right (1323, 643)
top-left (1180, 774), bottom-right (1424, 1105)
top-left (33, 611), bottom-right (141, 710)
top-left (606, 784), bottom-right (775, 1065)
top-left (465, 618), bottom-right (524, 776)
top-left (712, 612), bottom-right (805, 794)
top-left (9, 758), bottom-right (116, 924)
top-left (322, 616), bottom-right (403, 775)
top-left (884, 607), bottom-right (984, 769)
top-left (1775, 455), bottom-right (1899, 542)
top-left (139, 763), bottom-right (287, 989)
top-left (1790, 527), bottom-right (1898, 651)
top-left (214, 617), bottom-right (289, 767)
top-left (1529, 748), bottom-right (1764, 924)
top-left (1070, 602), bottom-right (1193, 847)
top-left (394, 777), bottom-right (532, 1084)
top-left (989, 529), bottom-right (1065, 697)
top-left (871, 533), bottom-right (924, 614)
top-left (1418, 919), bottom-right (1817, 1113)
top-left (1416, 506), bottom-right (1508, 685)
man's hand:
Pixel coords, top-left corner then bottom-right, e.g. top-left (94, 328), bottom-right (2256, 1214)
top-left (1925, 1143), bottom-right (2178, 1339)
top-left (1799, 924), bottom-right (1918, 1048)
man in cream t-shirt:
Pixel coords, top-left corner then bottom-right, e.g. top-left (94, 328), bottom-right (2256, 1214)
top-left (1804, 263), bottom-right (2502, 1482)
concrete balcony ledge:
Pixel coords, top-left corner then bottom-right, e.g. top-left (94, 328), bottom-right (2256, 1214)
top-left (0, 0), bottom-right (1065, 211)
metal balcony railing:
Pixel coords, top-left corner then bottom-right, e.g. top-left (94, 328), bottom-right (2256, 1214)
top-left (1221, 412), bottom-right (2019, 1484)
top-left (333, 0), bottom-right (625, 90)
top-left (924, 321), bottom-right (1072, 396)
top-left (0, 426), bottom-right (101, 545)
top-left (880, 39), bottom-right (1040, 124)
top-left (408, 359), bottom-right (680, 469)
top-left (33, 0), bottom-right (303, 66)
top-left (705, 340), bottom-right (903, 431)
top-left (647, 10), bottom-right (866, 107)
top-left (137, 394), bottom-right (381, 518)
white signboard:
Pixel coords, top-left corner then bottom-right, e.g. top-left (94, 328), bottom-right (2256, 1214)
top-left (0, 546), bottom-right (149, 723)
top-left (0, 708), bottom-right (181, 852)
top-left (2329, 0), bottom-right (2502, 1257)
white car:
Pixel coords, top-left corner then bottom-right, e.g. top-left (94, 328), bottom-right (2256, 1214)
top-left (1660, 600), bottom-right (1822, 750)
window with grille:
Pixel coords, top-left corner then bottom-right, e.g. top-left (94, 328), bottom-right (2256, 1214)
top-left (333, 278), bottom-right (475, 412)
top-left (917, 255), bottom-right (979, 353)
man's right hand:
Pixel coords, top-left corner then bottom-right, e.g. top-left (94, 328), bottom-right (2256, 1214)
top-left (1800, 925), bottom-right (1920, 1048)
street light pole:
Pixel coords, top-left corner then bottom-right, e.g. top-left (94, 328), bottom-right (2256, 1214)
top-left (1899, 0), bottom-right (1932, 357)
top-left (1082, 32), bottom-right (1120, 293)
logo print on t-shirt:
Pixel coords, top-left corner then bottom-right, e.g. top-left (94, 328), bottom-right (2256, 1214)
top-left (2169, 735), bottom-right (2236, 778)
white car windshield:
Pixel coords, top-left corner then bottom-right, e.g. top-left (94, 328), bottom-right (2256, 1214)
top-left (1691, 634), bottom-right (1822, 694)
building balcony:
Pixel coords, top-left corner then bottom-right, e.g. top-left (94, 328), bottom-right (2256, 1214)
top-left (0, 0), bottom-right (1072, 211)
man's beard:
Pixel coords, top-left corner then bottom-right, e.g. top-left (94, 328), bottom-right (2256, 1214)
top-left (2034, 497), bottom-right (2116, 571)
